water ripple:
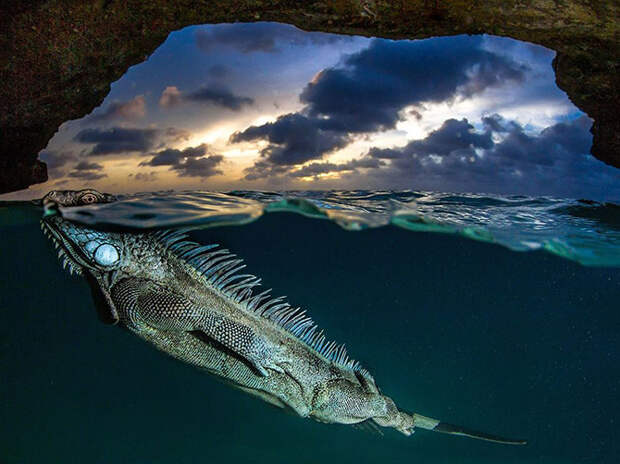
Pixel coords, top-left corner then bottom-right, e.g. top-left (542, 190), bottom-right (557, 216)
top-left (3, 190), bottom-right (618, 266)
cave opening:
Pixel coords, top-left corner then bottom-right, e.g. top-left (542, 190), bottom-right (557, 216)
top-left (2, 2), bottom-right (617, 197)
top-left (2, 22), bottom-right (617, 202)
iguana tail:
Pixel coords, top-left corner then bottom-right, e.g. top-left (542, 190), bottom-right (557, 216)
top-left (410, 413), bottom-right (527, 445)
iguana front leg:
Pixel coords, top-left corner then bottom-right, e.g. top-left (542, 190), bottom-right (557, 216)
top-left (129, 319), bottom-right (312, 417)
top-left (110, 277), bottom-right (283, 376)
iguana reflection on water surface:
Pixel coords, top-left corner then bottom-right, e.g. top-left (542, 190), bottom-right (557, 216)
top-left (40, 192), bottom-right (526, 445)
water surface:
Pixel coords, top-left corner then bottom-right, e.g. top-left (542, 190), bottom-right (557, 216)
top-left (12, 190), bottom-right (619, 266)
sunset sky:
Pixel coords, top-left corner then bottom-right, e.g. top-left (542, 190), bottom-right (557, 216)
top-left (3, 22), bottom-right (619, 200)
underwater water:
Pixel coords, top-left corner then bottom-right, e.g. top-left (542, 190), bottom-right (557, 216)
top-left (1, 191), bottom-right (619, 464)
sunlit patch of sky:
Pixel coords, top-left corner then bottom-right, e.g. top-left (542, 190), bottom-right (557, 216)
top-left (3, 22), bottom-right (618, 201)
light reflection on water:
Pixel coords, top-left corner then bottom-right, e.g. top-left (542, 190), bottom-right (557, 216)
top-left (18, 190), bottom-right (617, 267)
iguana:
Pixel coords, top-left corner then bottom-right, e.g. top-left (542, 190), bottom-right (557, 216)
top-left (40, 192), bottom-right (525, 445)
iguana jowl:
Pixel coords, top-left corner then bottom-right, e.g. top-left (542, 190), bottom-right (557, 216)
top-left (40, 197), bottom-right (525, 445)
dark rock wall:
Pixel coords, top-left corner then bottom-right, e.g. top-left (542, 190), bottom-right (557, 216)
top-left (0, 0), bottom-right (617, 194)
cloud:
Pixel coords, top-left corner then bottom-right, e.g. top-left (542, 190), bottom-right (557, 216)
top-left (482, 113), bottom-right (513, 133)
top-left (173, 155), bottom-right (224, 178)
top-left (369, 118), bottom-right (493, 161)
top-left (231, 113), bottom-right (619, 200)
top-left (142, 149), bottom-right (187, 167)
top-left (288, 157), bottom-right (385, 178)
top-left (38, 150), bottom-right (77, 177)
top-left (67, 171), bottom-right (107, 181)
top-left (282, 115), bottom-right (619, 200)
top-left (74, 127), bottom-right (158, 155)
top-left (139, 143), bottom-right (224, 179)
top-left (233, 35), bottom-right (528, 178)
top-left (163, 127), bottom-right (191, 142)
top-left (139, 144), bottom-right (206, 166)
top-left (231, 113), bottom-right (351, 168)
top-left (159, 86), bottom-right (183, 108)
top-left (67, 160), bottom-right (107, 180)
top-left (242, 153), bottom-right (386, 182)
top-left (86, 95), bottom-right (146, 121)
top-left (185, 85), bottom-right (253, 110)
top-left (132, 172), bottom-right (158, 182)
top-left (194, 23), bottom-right (349, 54)
top-left (242, 160), bottom-right (293, 181)
top-left (298, 36), bottom-right (527, 133)
top-left (368, 115), bottom-right (573, 174)
top-left (159, 85), bottom-right (253, 111)
top-left (73, 161), bottom-right (104, 171)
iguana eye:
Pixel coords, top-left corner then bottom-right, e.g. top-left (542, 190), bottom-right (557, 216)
top-left (94, 244), bottom-right (120, 266)
top-left (80, 193), bottom-right (97, 204)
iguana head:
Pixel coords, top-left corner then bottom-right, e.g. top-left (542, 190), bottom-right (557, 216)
top-left (40, 189), bottom-right (123, 276)
top-left (41, 213), bottom-right (125, 276)
top-left (38, 188), bottom-right (116, 207)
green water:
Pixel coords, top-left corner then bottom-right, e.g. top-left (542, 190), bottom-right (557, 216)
top-left (1, 193), bottom-right (619, 463)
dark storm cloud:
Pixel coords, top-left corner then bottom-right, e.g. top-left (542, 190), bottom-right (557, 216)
top-left (230, 113), bottom-right (351, 167)
top-left (74, 127), bottom-right (158, 155)
top-left (233, 36), bottom-right (528, 178)
top-left (139, 144), bottom-right (224, 179)
top-left (67, 160), bottom-right (107, 180)
top-left (194, 23), bottom-right (349, 54)
top-left (159, 85), bottom-right (253, 111)
top-left (140, 144), bottom-right (209, 167)
top-left (143, 149), bottom-right (185, 166)
top-left (299, 37), bottom-right (527, 133)
top-left (369, 118), bottom-right (493, 161)
top-left (298, 115), bottom-right (619, 199)
top-left (368, 115), bottom-right (592, 176)
top-left (481, 113), bottom-right (511, 133)
top-left (185, 85), bottom-right (253, 110)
